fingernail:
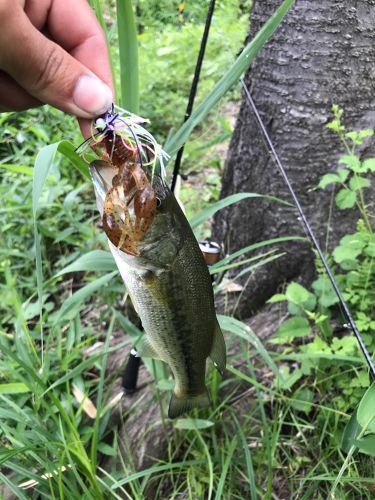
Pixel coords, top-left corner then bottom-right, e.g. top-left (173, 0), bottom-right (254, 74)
top-left (73, 75), bottom-right (113, 116)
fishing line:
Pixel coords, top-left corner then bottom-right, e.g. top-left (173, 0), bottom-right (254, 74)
top-left (170, 0), bottom-right (216, 192)
top-left (240, 80), bottom-right (375, 379)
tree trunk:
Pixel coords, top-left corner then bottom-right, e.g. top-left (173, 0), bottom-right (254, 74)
top-left (213, 0), bottom-right (375, 317)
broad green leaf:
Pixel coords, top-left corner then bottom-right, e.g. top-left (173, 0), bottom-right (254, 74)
top-left (285, 282), bottom-right (310, 305)
top-left (333, 234), bottom-right (365, 264)
top-left (53, 271), bottom-right (117, 324)
top-left (357, 383), bottom-right (375, 432)
top-left (341, 409), bottom-right (361, 453)
top-left (189, 193), bottom-right (290, 229)
top-left (54, 250), bottom-right (116, 277)
top-left (275, 366), bottom-right (304, 390)
top-left (97, 443), bottom-right (117, 457)
top-left (175, 418), bottom-right (214, 430)
top-left (339, 155), bottom-right (361, 172)
top-left (274, 317), bottom-right (310, 340)
top-left (358, 129), bottom-right (374, 139)
top-left (0, 164), bottom-right (33, 175)
top-left (117, 0), bottom-right (139, 113)
top-left (291, 387), bottom-right (314, 414)
top-left (164, 0), bottom-right (295, 157)
top-left (0, 383), bottom-right (30, 394)
top-left (349, 176), bottom-right (371, 191)
top-left (355, 435), bottom-right (375, 456)
top-left (318, 173), bottom-right (340, 189)
top-left (312, 276), bottom-right (339, 307)
top-left (335, 188), bottom-right (356, 209)
top-left (361, 158), bottom-right (375, 173)
top-left (338, 168), bottom-right (350, 182)
top-left (267, 293), bottom-right (287, 303)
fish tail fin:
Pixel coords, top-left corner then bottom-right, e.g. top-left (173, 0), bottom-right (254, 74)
top-left (168, 389), bottom-right (211, 419)
top-left (209, 321), bottom-right (226, 375)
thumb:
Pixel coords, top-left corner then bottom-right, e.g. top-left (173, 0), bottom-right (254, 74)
top-left (0, 6), bottom-right (113, 118)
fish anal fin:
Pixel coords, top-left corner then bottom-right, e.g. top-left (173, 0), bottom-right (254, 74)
top-left (210, 321), bottom-right (226, 375)
top-left (138, 338), bottom-right (161, 360)
top-left (168, 389), bottom-right (211, 419)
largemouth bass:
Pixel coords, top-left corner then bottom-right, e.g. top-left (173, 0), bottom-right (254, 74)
top-left (90, 159), bottom-right (226, 418)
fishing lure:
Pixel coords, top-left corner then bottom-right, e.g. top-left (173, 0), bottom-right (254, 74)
top-left (78, 105), bottom-right (168, 256)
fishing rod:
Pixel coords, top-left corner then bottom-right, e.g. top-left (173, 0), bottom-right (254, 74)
top-left (239, 79), bottom-right (375, 379)
top-left (122, 0), bottom-right (217, 393)
top-left (170, 0), bottom-right (216, 192)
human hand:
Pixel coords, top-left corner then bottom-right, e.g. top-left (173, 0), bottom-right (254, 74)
top-left (0, 0), bottom-right (114, 136)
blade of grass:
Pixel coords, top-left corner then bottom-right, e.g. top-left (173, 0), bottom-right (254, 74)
top-left (232, 413), bottom-right (257, 499)
top-left (53, 271), bottom-right (117, 325)
top-left (164, 0), bottom-right (295, 157)
top-left (213, 236), bottom-right (306, 269)
top-left (0, 164), bottom-right (33, 175)
top-left (214, 437), bottom-right (237, 500)
top-left (54, 250), bottom-right (116, 277)
top-left (90, 314), bottom-right (115, 470)
top-left (218, 315), bottom-right (279, 377)
top-left (189, 193), bottom-right (291, 229)
top-left (116, 0), bottom-right (139, 113)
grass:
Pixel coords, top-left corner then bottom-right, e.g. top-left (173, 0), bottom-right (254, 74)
top-left (1, 1), bottom-right (375, 498)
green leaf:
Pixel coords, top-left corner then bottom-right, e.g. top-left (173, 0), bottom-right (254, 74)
top-left (355, 435), bottom-right (375, 456)
top-left (267, 293), bottom-right (287, 303)
top-left (333, 234), bottom-right (365, 263)
top-left (312, 277), bottom-right (338, 308)
top-left (357, 383), bottom-right (375, 432)
top-left (291, 388), bottom-right (314, 414)
top-left (0, 383), bottom-right (30, 394)
top-left (361, 158), bottom-right (375, 173)
top-left (342, 409), bottom-right (361, 453)
top-left (339, 155), bottom-right (361, 172)
top-left (285, 282), bottom-right (310, 305)
top-left (189, 193), bottom-right (290, 229)
top-left (175, 418), bottom-right (214, 430)
top-left (318, 173), bottom-right (340, 189)
top-left (117, 0), bottom-right (139, 113)
top-left (33, 141), bottom-right (89, 219)
top-left (335, 188), bottom-right (356, 209)
top-left (97, 443), bottom-right (117, 457)
top-left (164, 0), bottom-right (295, 157)
top-left (349, 176), bottom-right (371, 191)
top-left (338, 168), bottom-right (350, 182)
top-left (53, 271), bottom-right (117, 324)
top-left (274, 317), bottom-right (310, 340)
top-left (218, 315), bottom-right (280, 377)
top-left (0, 164), bottom-right (33, 175)
top-left (54, 250), bottom-right (116, 277)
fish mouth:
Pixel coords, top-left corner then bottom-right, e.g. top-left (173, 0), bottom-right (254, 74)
top-left (89, 160), bottom-right (116, 216)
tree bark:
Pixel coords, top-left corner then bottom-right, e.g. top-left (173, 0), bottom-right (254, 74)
top-left (213, 0), bottom-right (375, 317)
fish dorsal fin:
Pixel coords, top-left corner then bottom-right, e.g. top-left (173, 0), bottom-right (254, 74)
top-left (139, 338), bottom-right (161, 360)
top-left (168, 389), bottom-right (210, 419)
top-left (209, 321), bottom-right (226, 376)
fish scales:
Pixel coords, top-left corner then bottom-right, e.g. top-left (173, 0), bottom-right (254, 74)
top-left (124, 235), bottom-right (216, 398)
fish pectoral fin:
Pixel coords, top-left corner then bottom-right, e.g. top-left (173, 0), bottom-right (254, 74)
top-left (138, 338), bottom-right (161, 360)
top-left (168, 389), bottom-right (211, 419)
top-left (209, 321), bottom-right (226, 376)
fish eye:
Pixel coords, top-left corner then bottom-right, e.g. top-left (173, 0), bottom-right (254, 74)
top-left (156, 197), bottom-right (161, 207)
